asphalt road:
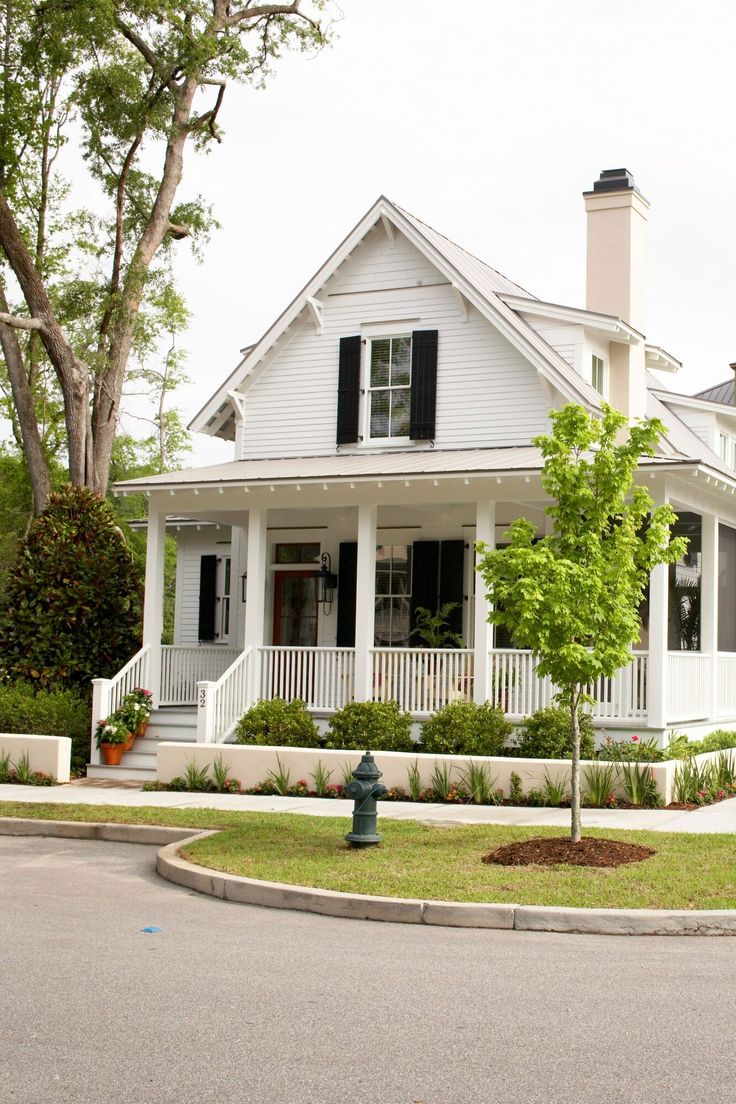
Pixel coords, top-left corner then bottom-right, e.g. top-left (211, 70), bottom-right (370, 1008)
top-left (1, 836), bottom-right (734, 1104)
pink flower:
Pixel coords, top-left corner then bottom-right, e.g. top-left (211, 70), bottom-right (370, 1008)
top-left (631, 735), bottom-right (640, 742)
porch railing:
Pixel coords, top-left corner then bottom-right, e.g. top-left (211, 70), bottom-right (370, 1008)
top-left (716, 654), bottom-right (736, 716)
top-left (90, 644), bottom-right (151, 764)
top-left (667, 652), bottom-right (711, 722)
top-left (259, 646), bottom-right (355, 711)
top-left (104, 644), bottom-right (659, 752)
top-left (160, 645), bottom-right (240, 706)
top-left (488, 649), bottom-right (649, 722)
top-left (371, 648), bottom-right (474, 714)
top-left (197, 647), bottom-right (257, 743)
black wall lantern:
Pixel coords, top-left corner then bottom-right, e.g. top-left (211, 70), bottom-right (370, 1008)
top-left (316, 552), bottom-right (337, 612)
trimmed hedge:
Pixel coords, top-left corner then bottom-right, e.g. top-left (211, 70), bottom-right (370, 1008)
top-left (512, 706), bottom-right (595, 760)
top-left (324, 701), bottom-right (414, 752)
top-left (419, 701), bottom-right (511, 757)
top-left (0, 681), bottom-right (91, 775)
top-left (234, 698), bottom-right (321, 747)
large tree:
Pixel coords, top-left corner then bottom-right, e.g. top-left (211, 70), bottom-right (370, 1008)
top-left (0, 1), bottom-right (329, 504)
top-left (476, 404), bottom-right (685, 843)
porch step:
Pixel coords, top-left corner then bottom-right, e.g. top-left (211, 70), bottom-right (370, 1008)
top-left (85, 707), bottom-right (198, 781)
top-left (86, 764), bottom-right (157, 782)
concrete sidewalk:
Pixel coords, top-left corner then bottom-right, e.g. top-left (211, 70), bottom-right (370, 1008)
top-left (2, 779), bottom-right (736, 833)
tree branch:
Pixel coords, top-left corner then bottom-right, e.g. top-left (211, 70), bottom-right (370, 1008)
top-left (226, 4), bottom-right (304, 26)
top-left (0, 311), bottom-right (45, 331)
top-left (167, 222), bottom-right (190, 239)
top-left (188, 79), bottom-right (226, 141)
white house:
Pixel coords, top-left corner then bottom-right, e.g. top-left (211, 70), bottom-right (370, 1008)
top-left (92, 168), bottom-right (736, 776)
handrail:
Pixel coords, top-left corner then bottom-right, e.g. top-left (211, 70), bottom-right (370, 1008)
top-left (197, 647), bottom-right (256, 743)
top-left (90, 644), bottom-right (151, 764)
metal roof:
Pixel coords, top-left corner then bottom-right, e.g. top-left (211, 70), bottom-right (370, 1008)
top-left (393, 203), bottom-right (537, 299)
top-left (116, 444), bottom-right (690, 494)
top-left (694, 378), bottom-right (734, 405)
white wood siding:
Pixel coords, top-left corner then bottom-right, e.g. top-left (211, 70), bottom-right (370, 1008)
top-left (174, 527), bottom-right (233, 645)
top-left (239, 226), bottom-right (554, 460)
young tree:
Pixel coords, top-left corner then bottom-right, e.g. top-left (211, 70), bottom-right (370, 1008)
top-left (0, 1), bottom-right (330, 500)
top-left (476, 404), bottom-right (685, 843)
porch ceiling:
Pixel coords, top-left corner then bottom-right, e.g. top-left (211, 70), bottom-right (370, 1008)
top-left (157, 500), bottom-right (550, 530)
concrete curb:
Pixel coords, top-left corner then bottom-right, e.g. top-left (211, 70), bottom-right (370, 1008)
top-left (4, 817), bottom-right (736, 936)
top-left (0, 816), bottom-right (197, 846)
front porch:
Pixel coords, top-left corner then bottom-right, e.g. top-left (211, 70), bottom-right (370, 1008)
top-left (92, 641), bottom-right (733, 760)
top-left (97, 462), bottom-right (736, 766)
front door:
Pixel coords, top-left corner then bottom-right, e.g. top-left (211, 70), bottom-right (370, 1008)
top-left (272, 571), bottom-right (318, 646)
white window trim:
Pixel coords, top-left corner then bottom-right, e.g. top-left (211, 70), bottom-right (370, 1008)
top-left (591, 353), bottom-right (607, 399)
top-left (363, 333), bottom-right (413, 446)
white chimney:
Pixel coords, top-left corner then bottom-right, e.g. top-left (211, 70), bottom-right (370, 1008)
top-left (584, 169), bottom-right (649, 421)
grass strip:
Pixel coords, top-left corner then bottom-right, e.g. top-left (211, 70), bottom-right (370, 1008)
top-left (1, 800), bottom-right (735, 910)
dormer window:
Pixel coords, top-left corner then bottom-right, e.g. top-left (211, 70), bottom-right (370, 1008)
top-left (591, 354), bottom-right (607, 397)
top-left (368, 335), bottom-right (411, 440)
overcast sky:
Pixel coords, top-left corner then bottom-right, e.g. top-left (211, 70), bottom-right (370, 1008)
top-left (161, 0), bottom-right (736, 465)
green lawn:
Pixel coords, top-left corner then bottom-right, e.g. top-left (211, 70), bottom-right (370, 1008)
top-left (1, 800), bottom-right (735, 910)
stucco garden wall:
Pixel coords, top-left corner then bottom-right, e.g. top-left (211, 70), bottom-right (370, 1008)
top-left (152, 742), bottom-right (726, 806)
top-left (0, 733), bottom-right (71, 782)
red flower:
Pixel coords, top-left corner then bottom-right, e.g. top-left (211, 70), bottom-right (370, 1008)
top-left (631, 735), bottom-right (639, 742)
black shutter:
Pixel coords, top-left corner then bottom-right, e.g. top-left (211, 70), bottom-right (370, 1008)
top-left (336, 336), bottom-right (362, 445)
top-left (439, 540), bottom-right (465, 638)
top-left (410, 541), bottom-right (440, 631)
top-left (409, 329), bottom-right (438, 440)
top-left (198, 555), bottom-right (218, 641)
top-left (336, 542), bottom-right (358, 647)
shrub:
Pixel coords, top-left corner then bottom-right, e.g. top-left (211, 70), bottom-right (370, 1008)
top-left (419, 700), bottom-right (511, 757)
top-left (514, 706), bottom-right (595, 760)
top-left (234, 698), bottom-right (320, 747)
top-left (0, 681), bottom-right (91, 775)
top-left (0, 486), bottom-right (142, 691)
top-left (698, 730), bottom-right (736, 754)
top-left (597, 734), bottom-right (665, 762)
top-left (324, 701), bottom-right (413, 752)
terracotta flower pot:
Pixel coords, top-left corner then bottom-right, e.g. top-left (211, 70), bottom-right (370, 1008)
top-left (122, 732), bottom-right (135, 753)
top-left (100, 743), bottom-right (123, 766)
top-left (136, 719), bottom-right (149, 739)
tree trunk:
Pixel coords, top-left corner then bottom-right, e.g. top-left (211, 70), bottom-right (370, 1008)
top-left (0, 190), bottom-right (91, 488)
top-left (90, 77), bottom-right (198, 496)
top-left (569, 685), bottom-right (582, 844)
top-left (0, 283), bottom-right (51, 513)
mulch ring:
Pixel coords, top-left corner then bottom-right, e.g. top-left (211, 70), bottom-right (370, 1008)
top-left (483, 836), bottom-right (655, 869)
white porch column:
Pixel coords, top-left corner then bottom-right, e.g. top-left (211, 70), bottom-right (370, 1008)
top-left (701, 512), bottom-right (719, 721)
top-left (354, 503), bottom-right (378, 701)
top-left (244, 507), bottom-right (268, 650)
top-left (473, 500), bottom-right (496, 704)
top-left (647, 561), bottom-right (669, 730)
top-left (143, 504), bottom-right (166, 707)
top-left (647, 485), bottom-right (670, 731)
top-left (228, 523), bottom-right (249, 651)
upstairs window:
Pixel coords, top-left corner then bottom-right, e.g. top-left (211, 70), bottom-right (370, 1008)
top-left (336, 330), bottom-right (438, 446)
top-left (368, 336), bottom-right (412, 440)
top-left (591, 354), bottom-right (607, 397)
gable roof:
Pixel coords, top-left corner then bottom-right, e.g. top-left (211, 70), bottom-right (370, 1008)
top-left (190, 196), bottom-right (603, 437)
top-left (646, 372), bottom-right (735, 478)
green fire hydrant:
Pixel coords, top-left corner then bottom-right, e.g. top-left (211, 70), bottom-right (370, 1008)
top-left (345, 751), bottom-right (388, 848)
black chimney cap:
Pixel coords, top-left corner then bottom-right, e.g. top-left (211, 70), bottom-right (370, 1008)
top-left (590, 168), bottom-right (636, 193)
